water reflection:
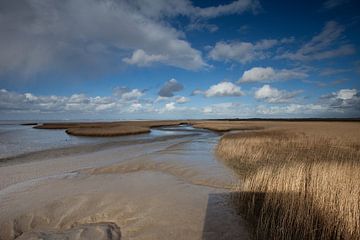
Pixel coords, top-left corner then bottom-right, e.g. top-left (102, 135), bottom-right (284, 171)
top-left (0, 123), bottom-right (199, 159)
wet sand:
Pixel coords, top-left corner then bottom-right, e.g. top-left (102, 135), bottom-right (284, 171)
top-left (0, 127), bottom-right (249, 240)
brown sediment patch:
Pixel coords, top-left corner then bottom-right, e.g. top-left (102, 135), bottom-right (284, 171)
top-left (83, 159), bottom-right (233, 190)
top-left (66, 126), bottom-right (150, 137)
top-left (34, 120), bottom-right (187, 137)
top-left (0, 171), bottom-right (249, 240)
top-left (15, 222), bottom-right (121, 240)
top-left (215, 121), bottom-right (360, 240)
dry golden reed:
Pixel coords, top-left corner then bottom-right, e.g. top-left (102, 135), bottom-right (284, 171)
top-left (216, 123), bottom-right (360, 240)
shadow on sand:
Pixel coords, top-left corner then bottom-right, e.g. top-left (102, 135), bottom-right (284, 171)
top-left (202, 192), bottom-right (250, 240)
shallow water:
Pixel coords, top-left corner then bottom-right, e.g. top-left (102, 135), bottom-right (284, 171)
top-left (0, 124), bottom-right (249, 240)
top-left (0, 122), bottom-right (197, 159)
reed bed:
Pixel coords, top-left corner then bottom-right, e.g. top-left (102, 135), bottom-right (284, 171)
top-left (216, 124), bottom-right (360, 240)
top-left (190, 120), bottom-right (264, 132)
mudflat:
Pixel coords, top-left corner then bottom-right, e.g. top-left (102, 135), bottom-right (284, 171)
top-left (0, 125), bottom-right (249, 240)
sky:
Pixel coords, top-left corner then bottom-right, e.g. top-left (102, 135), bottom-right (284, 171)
top-left (0, 0), bottom-right (360, 120)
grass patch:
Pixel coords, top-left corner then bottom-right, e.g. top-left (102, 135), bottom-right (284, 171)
top-left (190, 120), bottom-right (264, 132)
top-left (216, 122), bottom-right (360, 240)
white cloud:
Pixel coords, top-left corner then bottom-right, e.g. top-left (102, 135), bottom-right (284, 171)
top-left (129, 0), bottom-right (260, 19)
top-left (113, 87), bottom-right (143, 100)
top-left (1, 87), bottom-right (359, 119)
top-left (128, 103), bottom-right (143, 112)
top-left (175, 96), bottom-right (190, 104)
top-left (208, 37), bottom-right (296, 64)
top-left (194, 0), bottom-right (261, 18)
top-left (320, 88), bottom-right (359, 113)
top-left (123, 49), bottom-right (167, 66)
top-left (122, 89), bottom-right (144, 100)
top-left (254, 85), bottom-right (301, 103)
top-left (239, 67), bottom-right (307, 83)
top-left (0, 88), bottom-right (147, 115)
top-left (24, 93), bottom-right (38, 101)
top-left (279, 21), bottom-right (355, 61)
top-left (208, 39), bottom-right (279, 64)
top-left (255, 104), bottom-right (328, 116)
top-left (165, 102), bottom-right (176, 111)
top-left (155, 95), bottom-right (190, 104)
top-left (0, 0), bottom-right (261, 76)
top-left (1, 0), bottom-right (221, 76)
top-left (155, 96), bottom-right (169, 103)
top-left (196, 82), bottom-right (244, 97)
top-left (336, 89), bottom-right (357, 100)
top-left (202, 102), bottom-right (242, 115)
top-left (201, 88), bottom-right (360, 117)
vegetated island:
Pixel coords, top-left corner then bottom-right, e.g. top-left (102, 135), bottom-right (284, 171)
top-left (34, 120), bottom-right (187, 137)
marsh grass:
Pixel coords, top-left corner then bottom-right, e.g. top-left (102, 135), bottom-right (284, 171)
top-left (217, 127), bottom-right (360, 240)
top-left (190, 120), bottom-right (264, 132)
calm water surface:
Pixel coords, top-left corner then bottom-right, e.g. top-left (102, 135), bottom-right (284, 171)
top-left (0, 121), bottom-right (198, 159)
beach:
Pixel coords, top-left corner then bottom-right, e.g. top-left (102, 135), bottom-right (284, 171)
top-left (0, 124), bottom-right (249, 240)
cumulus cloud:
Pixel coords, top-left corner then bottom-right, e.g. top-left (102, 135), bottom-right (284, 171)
top-left (208, 37), bottom-right (295, 64)
top-left (113, 87), bottom-right (143, 100)
top-left (0, 87), bottom-right (146, 115)
top-left (336, 89), bottom-right (357, 100)
top-left (201, 101), bottom-right (325, 117)
top-left (165, 102), bottom-right (176, 111)
top-left (202, 102), bottom-right (249, 116)
top-left (279, 21), bottom-right (355, 61)
top-left (239, 67), bottom-right (307, 83)
top-left (319, 88), bottom-right (360, 113)
top-left (0, 0), bottom-right (262, 77)
top-left (201, 88), bottom-right (360, 117)
top-left (158, 79), bottom-right (184, 97)
top-left (155, 95), bottom-right (190, 104)
top-left (3, 0), bottom-right (260, 77)
top-left (123, 49), bottom-right (167, 66)
top-left (1, 87), bottom-right (359, 118)
top-left (195, 82), bottom-right (244, 97)
top-left (255, 104), bottom-right (328, 116)
top-left (175, 96), bottom-right (190, 103)
top-left (208, 39), bottom-right (279, 64)
top-left (254, 85), bottom-right (301, 103)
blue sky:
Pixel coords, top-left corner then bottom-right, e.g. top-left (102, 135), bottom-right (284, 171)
top-left (0, 0), bottom-right (359, 120)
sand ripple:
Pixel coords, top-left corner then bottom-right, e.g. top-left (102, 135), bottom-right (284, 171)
top-left (15, 222), bottom-right (121, 240)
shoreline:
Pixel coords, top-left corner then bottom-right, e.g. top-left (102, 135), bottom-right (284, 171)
top-left (0, 125), bottom-right (250, 240)
top-left (0, 131), bottom-right (201, 167)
